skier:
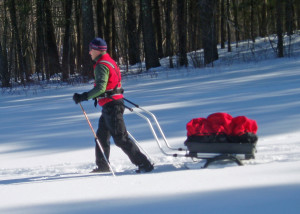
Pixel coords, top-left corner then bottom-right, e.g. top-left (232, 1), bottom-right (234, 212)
top-left (73, 38), bottom-right (153, 173)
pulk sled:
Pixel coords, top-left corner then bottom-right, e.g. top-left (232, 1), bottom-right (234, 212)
top-left (79, 97), bottom-right (258, 174)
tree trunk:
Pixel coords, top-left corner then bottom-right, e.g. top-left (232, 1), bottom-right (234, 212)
top-left (62, 0), bottom-right (73, 81)
top-left (140, 0), bottom-right (160, 70)
top-left (1, 0), bottom-right (10, 87)
top-left (177, 0), bottom-right (188, 66)
top-left (0, 41), bottom-right (10, 87)
top-left (260, 0), bottom-right (267, 37)
top-left (276, 0), bottom-right (284, 58)
top-left (164, 0), bottom-right (174, 68)
top-left (241, 2), bottom-right (247, 41)
top-left (81, 0), bottom-right (95, 78)
top-left (285, 0), bottom-right (294, 36)
top-left (296, 0), bottom-right (300, 30)
top-left (250, 0), bottom-right (255, 43)
top-left (45, 0), bottom-right (61, 77)
top-left (227, 0), bottom-right (231, 52)
top-left (35, 0), bottom-right (45, 81)
top-left (19, 0), bottom-right (31, 82)
top-left (153, 0), bottom-right (164, 58)
top-left (74, 0), bottom-right (82, 74)
top-left (200, 0), bottom-right (219, 65)
top-left (267, 1), bottom-right (276, 35)
top-left (96, 0), bottom-right (104, 37)
top-left (105, 0), bottom-right (113, 55)
top-left (232, 0), bottom-right (239, 47)
top-left (127, 0), bottom-right (141, 65)
top-left (8, 0), bottom-right (27, 84)
top-left (220, 0), bottom-right (226, 49)
top-left (111, 3), bottom-right (117, 60)
top-left (69, 35), bottom-right (75, 75)
top-left (188, 0), bottom-right (200, 51)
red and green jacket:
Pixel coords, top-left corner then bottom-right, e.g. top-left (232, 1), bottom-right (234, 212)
top-left (86, 53), bottom-right (123, 106)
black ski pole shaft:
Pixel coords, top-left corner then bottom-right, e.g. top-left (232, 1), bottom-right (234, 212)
top-left (108, 96), bottom-right (134, 112)
top-left (79, 103), bottom-right (116, 177)
top-left (123, 98), bottom-right (139, 108)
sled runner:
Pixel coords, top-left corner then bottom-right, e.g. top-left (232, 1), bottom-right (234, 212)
top-left (124, 98), bottom-right (258, 168)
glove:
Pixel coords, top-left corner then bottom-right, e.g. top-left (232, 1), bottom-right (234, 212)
top-left (73, 92), bottom-right (88, 104)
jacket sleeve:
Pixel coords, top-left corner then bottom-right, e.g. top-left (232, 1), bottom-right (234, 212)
top-left (86, 64), bottom-right (109, 100)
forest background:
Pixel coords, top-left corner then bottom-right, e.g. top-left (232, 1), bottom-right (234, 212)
top-left (0, 0), bottom-right (299, 88)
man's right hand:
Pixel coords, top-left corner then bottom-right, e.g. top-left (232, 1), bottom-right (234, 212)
top-left (73, 92), bottom-right (88, 104)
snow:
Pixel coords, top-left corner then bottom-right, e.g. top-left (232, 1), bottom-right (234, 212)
top-left (1, 37), bottom-right (300, 213)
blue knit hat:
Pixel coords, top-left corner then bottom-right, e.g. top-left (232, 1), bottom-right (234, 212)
top-left (89, 38), bottom-right (107, 51)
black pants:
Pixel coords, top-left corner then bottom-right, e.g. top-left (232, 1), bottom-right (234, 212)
top-left (95, 99), bottom-right (149, 167)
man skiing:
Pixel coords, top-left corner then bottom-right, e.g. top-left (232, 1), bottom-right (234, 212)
top-left (73, 38), bottom-right (153, 173)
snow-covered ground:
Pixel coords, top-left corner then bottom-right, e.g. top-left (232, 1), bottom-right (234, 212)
top-left (1, 36), bottom-right (300, 213)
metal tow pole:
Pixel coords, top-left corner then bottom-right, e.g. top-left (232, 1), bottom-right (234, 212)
top-left (79, 103), bottom-right (116, 177)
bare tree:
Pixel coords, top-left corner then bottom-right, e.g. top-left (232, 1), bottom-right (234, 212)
top-left (74, 0), bottom-right (82, 74)
top-left (96, 0), bottom-right (104, 38)
top-left (296, 0), bottom-right (300, 29)
top-left (111, 3), bottom-right (117, 60)
top-left (1, 0), bottom-right (10, 87)
top-left (35, 0), bottom-right (45, 80)
top-left (177, 0), bottom-right (188, 66)
top-left (232, 0), bottom-right (240, 47)
top-left (45, 0), bottom-right (61, 77)
top-left (8, 0), bottom-right (27, 84)
top-left (285, 0), bottom-right (294, 36)
top-left (81, 0), bottom-right (95, 78)
top-left (62, 0), bottom-right (73, 81)
top-left (164, 0), bottom-right (174, 68)
top-left (220, 0), bottom-right (226, 49)
top-left (153, 0), bottom-right (164, 58)
top-left (227, 0), bottom-right (232, 52)
top-left (188, 0), bottom-right (201, 52)
top-left (0, 41), bottom-right (10, 87)
top-left (260, 0), bottom-right (267, 37)
top-left (127, 0), bottom-right (141, 65)
top-left (250, 0), bottom-right (255, 43)
top-left (105, 0), bottom-right (113, 55)
top-left (140, 0), bottom-right (160, 70)
top-left (276, 0), bottom-right (283, 58)
top-left (200, 0), bottom-right (219, 65)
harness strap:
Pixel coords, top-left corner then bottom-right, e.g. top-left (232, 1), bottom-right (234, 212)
top-left (96, 60), bottom-right (123, 99)
top-left (99, 60), bottom-right (121, 84)
top-left (98, 88), bottom-right (124, 98)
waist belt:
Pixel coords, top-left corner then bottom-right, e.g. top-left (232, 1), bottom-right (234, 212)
top-left (98, 88), bottom-right (124, 98)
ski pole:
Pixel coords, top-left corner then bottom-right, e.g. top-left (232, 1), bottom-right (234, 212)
top-left (79, 103), bottom-right (116, 177)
